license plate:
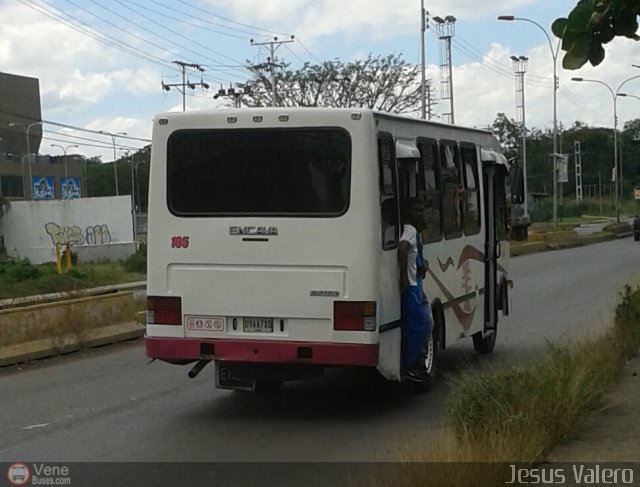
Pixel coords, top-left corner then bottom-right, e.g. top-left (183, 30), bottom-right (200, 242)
top-left (216, 364), bottom-right (255, 390)
top-left (186, 316), bottom-right (225, 332)
top-left (243, 317), bottom-right (274, 333)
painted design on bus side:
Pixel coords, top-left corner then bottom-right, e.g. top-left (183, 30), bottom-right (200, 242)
top-left (428, 245), bottom-right (506, 330)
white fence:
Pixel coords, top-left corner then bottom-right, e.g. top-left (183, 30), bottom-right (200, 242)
top-left (0, 196), bottom-right (136, 264)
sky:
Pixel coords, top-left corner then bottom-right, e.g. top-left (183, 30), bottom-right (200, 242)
top-left (1, 0), bottom-right (639, 162)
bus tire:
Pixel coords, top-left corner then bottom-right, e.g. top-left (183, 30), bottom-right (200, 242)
top-left (472, 326), bottom-right (497, 354)
top-left (414, 307), bottom-right (443, 393)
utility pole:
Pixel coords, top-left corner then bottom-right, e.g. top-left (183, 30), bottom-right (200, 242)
top-left (250, 36), bottom-right (295, 107)
top-left (420, 2), bottom-right (430, 119)
top-left (433, 16), bottom-right (456, 124)
top-left (574, 140), bottom-right (583, 205)
top-left (161, 61), bottom-right (210, 111)
top-left (213, 84), bottom-right (252, 108)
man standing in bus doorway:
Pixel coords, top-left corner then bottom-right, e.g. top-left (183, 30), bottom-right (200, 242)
top-left (399, 197), bottom-right (433, 382)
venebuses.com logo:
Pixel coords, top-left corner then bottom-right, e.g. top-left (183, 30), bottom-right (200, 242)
top-left (6, 463), bottom-right (72, 486)
top-left (7, 463), bottom-right (30, 486)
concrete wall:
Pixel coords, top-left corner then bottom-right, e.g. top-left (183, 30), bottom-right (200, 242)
top-left (0, 196), bottom-right (135, 264)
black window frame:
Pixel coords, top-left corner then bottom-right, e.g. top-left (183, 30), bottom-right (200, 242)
top-left (417, 137), bottom-right (442, 243)
top-left (460, 142), bottom-right (481, 236)
top-left (166, 127), bottom-right (352, 218)
top-left (439, 140), bottom-right (463, 240)
top-left (378, 132), bottom-right (399, 250)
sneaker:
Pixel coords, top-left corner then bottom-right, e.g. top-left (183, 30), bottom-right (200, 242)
top-left (404, 367), bottom-right (427, 382)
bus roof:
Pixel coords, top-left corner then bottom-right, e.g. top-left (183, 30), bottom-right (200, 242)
top-left (153, 107), bottom-right (493, 136)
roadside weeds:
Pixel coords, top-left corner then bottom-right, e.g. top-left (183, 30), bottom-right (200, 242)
top-left (375, 286), bottom-right (640, 487)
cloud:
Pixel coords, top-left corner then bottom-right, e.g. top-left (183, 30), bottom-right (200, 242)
top-left (203, 0), bottom-right (538, 41)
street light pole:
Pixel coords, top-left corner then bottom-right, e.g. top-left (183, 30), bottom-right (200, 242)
top-left (50, 143), bottom-right (79, 180)
top-left (511, 55), bottom-right (529, 220)
top-left (571, 74), bottom-right (640, 223)
top-left (498, 15), bottom-right (560, 227)
top-left (420, 0), bottom-right (429, 120)
top-left (9, 121), bottom-right (43, 199)
top-left (100, 130), bottom-right (127, 196)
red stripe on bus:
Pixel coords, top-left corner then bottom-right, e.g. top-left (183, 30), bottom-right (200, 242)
top-left (145, 337), bottom-right (379, 367)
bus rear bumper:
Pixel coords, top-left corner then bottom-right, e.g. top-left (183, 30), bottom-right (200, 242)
top-left (144, 336), bottom-right (379, 367)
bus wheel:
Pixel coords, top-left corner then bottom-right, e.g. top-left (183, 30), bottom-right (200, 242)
top-left (472, 327), bottom-right (497, 354)
top-left (414, 308), bottom-right (443, 393)
top-left (424, 317), bottom-right (442, 378)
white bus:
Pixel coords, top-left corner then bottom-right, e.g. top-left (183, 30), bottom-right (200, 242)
top-left (144, 108), bottom-right (518, 391)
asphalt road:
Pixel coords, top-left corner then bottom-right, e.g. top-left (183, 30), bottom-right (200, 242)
top-left (1, 238), bottom-right (639, 472)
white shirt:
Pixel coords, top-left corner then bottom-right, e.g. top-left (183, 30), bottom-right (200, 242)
top-left (400, 224), bottom-right (419, 286)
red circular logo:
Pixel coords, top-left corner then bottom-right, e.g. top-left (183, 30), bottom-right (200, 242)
top-left (7, 463), bottom-right (30, 486)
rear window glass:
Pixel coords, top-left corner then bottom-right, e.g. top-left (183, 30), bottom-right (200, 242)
top-left (167, 128), bottom-right (351, 216)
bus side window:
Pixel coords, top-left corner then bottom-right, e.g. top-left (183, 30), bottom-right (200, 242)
top-left (497, 170), bottom-right (511, 241)
top-left (440, 141), bottom-right (463, 239)
top-left (461, 143), bottom-right (481, 236)
top-left (378, 135), bottom-right (399, 249)
top-left (418, 139), bottom-right (442, 243)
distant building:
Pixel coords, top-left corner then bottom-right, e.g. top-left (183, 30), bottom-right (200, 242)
top-left (0, 71), bottom-right (83, 199)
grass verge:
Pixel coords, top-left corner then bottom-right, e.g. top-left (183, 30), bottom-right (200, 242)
top-left (381, 286), bottom-right (640, 486)
top-left (0, 259), bottom-right (145, 300)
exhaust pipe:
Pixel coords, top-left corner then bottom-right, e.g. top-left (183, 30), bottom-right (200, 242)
top-left (188, 359), bottom-right (210, 378)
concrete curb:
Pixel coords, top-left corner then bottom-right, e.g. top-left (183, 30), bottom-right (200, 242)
top-left (511, 230), bottom-right (628, 257)
top-left (0, 321), bottom-right (144, 367)
top-left (510, 241), bottom-right (547, 256)
top-left (0, 281), bottom-right (146, 310)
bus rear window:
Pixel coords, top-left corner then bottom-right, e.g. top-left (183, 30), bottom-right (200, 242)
top-left (167, 128), bottom-right (351, 216)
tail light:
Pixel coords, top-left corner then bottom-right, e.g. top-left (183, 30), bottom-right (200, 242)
top-left (334, 301), bottom-right (376, 331)
top-left (147, 296), bottom-right (182, 325)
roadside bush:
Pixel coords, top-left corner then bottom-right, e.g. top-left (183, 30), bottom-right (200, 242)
top-left (439, 286), bottom-right (640, 468)
top-left (0, 259), bottom-right (42, 282)
top-left (558, 201), bottom-right (582, 218)
top-left (121, 244), bottom-right (146, 274)
top-left (67, 267), bottom-right (92, 280)
top-left (529, 201), bottom-right (553, 222)
top-left (62, 249), bottom-right (78, 266)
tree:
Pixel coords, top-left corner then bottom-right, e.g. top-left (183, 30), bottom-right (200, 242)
top-left (552, 0), bottom-right (640, 69)
top-left (490, 113), bottom-right (523, 160)
top-left (240, 53), bottom-right (435, 114)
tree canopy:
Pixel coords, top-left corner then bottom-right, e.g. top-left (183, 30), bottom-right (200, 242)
top-left (239, 53), bottom-right (435, 114)
top-left (553, 0), bottom-right (640, 69)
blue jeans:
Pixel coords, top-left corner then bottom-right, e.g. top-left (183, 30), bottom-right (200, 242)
top-left (401, 285), bottom-right (433, 371)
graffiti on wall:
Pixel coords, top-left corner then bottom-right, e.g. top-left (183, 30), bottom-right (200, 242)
top-left (45, 222), bottom-right (112, 246)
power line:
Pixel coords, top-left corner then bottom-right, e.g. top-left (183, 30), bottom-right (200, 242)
top-left (41, 134), bottom-right (141, 151)
top-left (107, 0), bottom-right (249, 71)
top-left (173, 0), bottom-right (292, 37)
top-left (295, 38), bottom-right (323, 64)
top-left (61, 0), bottom-right (200, 65)
top-left (18, 0), bottom-right (174, 69)
top-left (0, 108), bottom-right (152, 143)
top-left (125, 0), bottom-right (250, 40)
